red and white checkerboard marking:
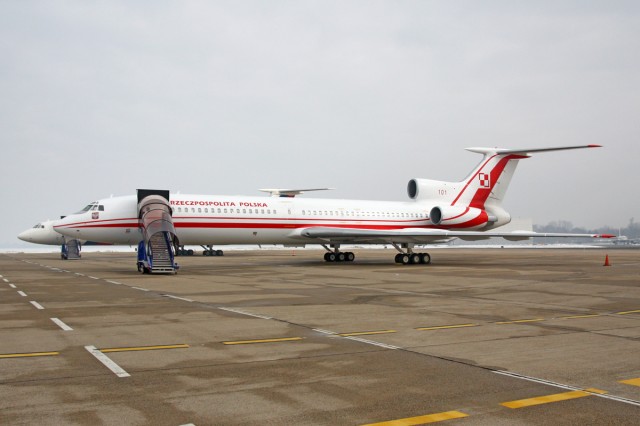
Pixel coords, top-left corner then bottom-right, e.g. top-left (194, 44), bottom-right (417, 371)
top-left (479, 173), bottom-right (490, 188)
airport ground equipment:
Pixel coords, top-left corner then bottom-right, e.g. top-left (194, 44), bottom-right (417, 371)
top-left (136, 190), bottom-right (179, 274)
top-left (61, 238), bottom-right (81, 260)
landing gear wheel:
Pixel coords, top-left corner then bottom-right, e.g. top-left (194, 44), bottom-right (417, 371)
top-left (216, 250), bottom-right (224, 256)
top-left (400, 254), bottom-right (411, 265)
top-left (394, 253), bottom-right (403, 264)
top-left (337, 252), bottom-right (346, 262)
top-left (187, 249), bottom-right (194, 256)
top-left (420, 253), bottom-right (431, 264)
top-left (327, 253), bottom-right (337, 262)
top-left (410, 253), bottom-right (421, 264)
top-left (345, 252), bottom-right (355, 262)
top-left (203, 250), bottom-right (210, 256)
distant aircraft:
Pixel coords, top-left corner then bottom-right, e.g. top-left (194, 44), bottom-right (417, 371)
top-left (46, 145), bottom-right (612, 272)
top-left (18, 220), bottom-right (66, 245)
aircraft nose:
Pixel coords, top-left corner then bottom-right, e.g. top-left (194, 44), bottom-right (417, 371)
top-left (17, 229), bottom-right (33, 242)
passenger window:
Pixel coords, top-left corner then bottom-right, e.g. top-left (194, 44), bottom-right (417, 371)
top-left (261, 209), bottom-right (264, 214)
top-left (198, 208), bottom-right (202, 213)
top-left (224, 208), bottom-right (227, 213)
top-left (99, 205), bottom-right (104, 211)
top-left (249, 209), bottom-right (253, 214)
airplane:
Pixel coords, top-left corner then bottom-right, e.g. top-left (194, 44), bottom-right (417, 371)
top-left (18, 220), bottom-right (66, 246)
top-left (47, 145), bottom-right (613, 272)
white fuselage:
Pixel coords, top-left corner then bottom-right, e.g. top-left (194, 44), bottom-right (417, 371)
top-left (53, 193), bottom-right (504, 246)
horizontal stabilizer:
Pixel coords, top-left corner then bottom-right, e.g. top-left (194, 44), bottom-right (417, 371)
top-left (466, 145), bottom-right (602, 155)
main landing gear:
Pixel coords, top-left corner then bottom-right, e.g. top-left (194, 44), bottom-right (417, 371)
top-left (322, 244), bottom-right (355, 263)
top-left (392, 243), bottom-right (431, 265)
top-left (175, 245), bottom-right (224, 256)
top-left (201, 245), bottom-right (224, 256)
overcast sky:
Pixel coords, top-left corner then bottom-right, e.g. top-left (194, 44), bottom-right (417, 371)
top-left (2, 1), bottom-right (639, 247)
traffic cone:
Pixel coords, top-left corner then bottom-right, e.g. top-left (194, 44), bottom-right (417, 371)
top-left (603, 254), bottom-right (610, 267)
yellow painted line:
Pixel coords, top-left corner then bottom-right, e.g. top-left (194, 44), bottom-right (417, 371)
top-left (616, 309), bottom-right (640, 315)
top-left (339, 330), bottom-right (397, 337)
top-left (416, 323), bottom-right (478, 331)
top-left (0, 351), bottom-right (59, 359)
top-left (495, 318), bottom-right (545, 325)
top-left (361, 410), bottom-right (469, 425)
top-left (560, 314), bottom-right (601, 319)
top-left (619, 378), bottom-right (640, 387)
top-left (584, 388), bottom-right (608, 394)
top-left (501, 389), bottom-right (599, 409)
top-left (99, 344), bottom-right (189, 353)
top-left (223, 337), bottom-right (303, 345)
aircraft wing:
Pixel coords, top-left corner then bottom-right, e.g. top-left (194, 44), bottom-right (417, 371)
top-left (296, 227), bottom-right (614, 245)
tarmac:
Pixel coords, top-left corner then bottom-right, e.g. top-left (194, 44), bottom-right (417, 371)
top-left (1, 248), bottom-right (639, 425)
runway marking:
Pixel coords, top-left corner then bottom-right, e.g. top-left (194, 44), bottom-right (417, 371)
top-left (494, 370), bottom-right (640, 407)
top-left (2, 278), bottom-right (8, 282)
top-left (495, 318), bottom-right (545, 324)
top-left (219, 307), bottom-right (272, 320)
top-left (85, 345), bottom-right (130, 378)
top-left (50, 318), bottom-right (73, 331)
top-left (416, 323), bottom-right (478, 331)
top-left (162, 294), bottom-right (194, 302)
top-left (313, 328), bottom-right (337, 335)
top-left (616, 309), bottom-right (640, 315)
top-left (9, 284), bottom-right (16, 288)
top-left (361, 410), bottom-right (468, 425)
top-left (339, 330), bottom-right (396, 337)
top-left (0, 351), bottom-right (59, 359)
top-left (30, 301), bottom-right (45, 310)
top-left (619, 378), bottom-right (640, 387)
top-left (344, 336), bottom-right (400, 350)
top-left (131, 286), bottom-right (149, 292)
top-left (88, 276), bottom-right (99, 280)
top-left (223, 337), bottom-right (303, 345)
top-left (501, 388), bottom-right (606, 409)
top-left (559, 314), bottom-right (601, 319)
top-left (106, 280), bottom-right (121, 285)
top-left (75, 273), bottom-right (84, 276)
top-left (17, 291), bottom-right (27, 297)
top-left (100, 344), bottom-right (189, 353)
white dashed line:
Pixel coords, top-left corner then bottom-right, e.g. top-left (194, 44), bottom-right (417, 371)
top-left (162, 294), bottom-right (194, 302)
top-left (343, 336), bottom-right (400, 350)
top-left (85, 345), bottom-right (130, 378)
top-left (50, 318), bottom-right (73, 331)
top-left (2, 278), bottom-right (8, 283)
top-left (313, 328), bottom-right (338, 335)
top-left (219, 307), bottom-right (272, 319)
top-left (9, 284), bottom-right (16, 289)
top-left (17, 291), bottom-right (27, 297)
top-left (88, 276), bottom-right (99, 280)
top-left (75, 273), bottom-right (84, 276)
top-left (131, 286), bottom-right (149, 292)
top-left (106, 280), bottom-right (121, 285)
top-left (30, 301), bottom-right (45, 310)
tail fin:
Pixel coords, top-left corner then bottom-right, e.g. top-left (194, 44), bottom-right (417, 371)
top-left (451, 145), bottom-right (601, 209)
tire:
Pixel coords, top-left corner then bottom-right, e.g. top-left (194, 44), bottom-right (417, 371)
top-left (420, 253), bottom-right (431, 264)
top-left (401, 254), bottom-right (411, 265)
top-left (394, 253), bottom-right (403, 263)
top-left (187, 249), bottom-right (194, 256)
top-left (216, 250), bottom-right (224, 256)
top-left (337, 252), bottom-right (346, 262)
top-left (346, 252), bottom-right (355, 262)
top-left (327, 253), bottom-right (337, 262)
top-left (410, 253), bottom-right (421, 264)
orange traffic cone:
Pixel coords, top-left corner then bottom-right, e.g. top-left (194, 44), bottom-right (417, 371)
top-left (603, 254), bottom-right (611, 267)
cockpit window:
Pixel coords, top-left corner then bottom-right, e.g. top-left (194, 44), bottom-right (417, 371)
top-left (76, 202), bottom-right (99, 214)
top-left (33, 223), bottom-right (44, 229)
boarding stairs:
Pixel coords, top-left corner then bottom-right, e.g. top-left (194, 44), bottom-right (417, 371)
top-left (137, 190), bottom-right (179, 274)
top-left (61, 238), bottom-right (81, 260)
